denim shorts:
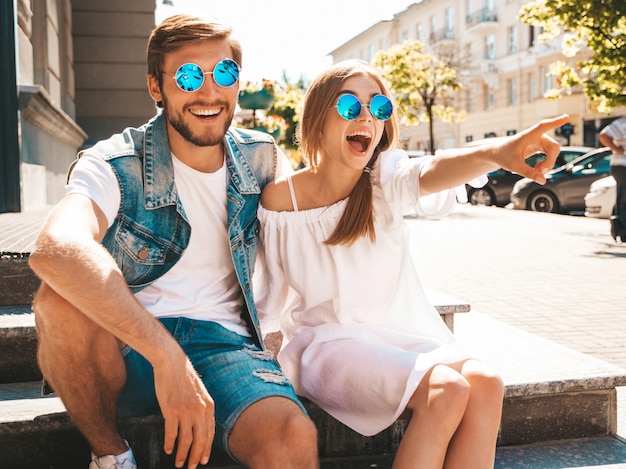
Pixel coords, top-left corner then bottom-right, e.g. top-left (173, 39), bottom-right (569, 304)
top-left (117, 317), bottom-right (305, 457)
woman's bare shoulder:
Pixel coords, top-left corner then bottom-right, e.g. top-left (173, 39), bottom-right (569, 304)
top-left (261, 168), bottom-right (311, 212)
top-left (260, 178), bottom-right (289, 211)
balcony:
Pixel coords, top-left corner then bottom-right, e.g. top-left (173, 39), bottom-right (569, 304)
top-left (429, 27), bottom-right (455, 44)
top-left (466, 7), bottom-right (499, 33)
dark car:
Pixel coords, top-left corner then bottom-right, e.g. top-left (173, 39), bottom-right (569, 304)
top-left (509, 147), bottom-right (612, 213)
top-left (466, 146), bottom-right (594, 206)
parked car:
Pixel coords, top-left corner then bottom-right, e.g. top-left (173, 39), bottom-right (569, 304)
top-left (584, 175), bottom-right (616, 218)
top-left (406, 150), bottom-right (429, 158)
top-left (510, 147), bottom-right (612, 213)
top-left (466, 146), bottom-right (594, 206)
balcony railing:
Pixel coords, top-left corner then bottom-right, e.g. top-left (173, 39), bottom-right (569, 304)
top-left (429, 28), bottom-right (455, 43)
top-left (466, 7), bottom-right (498, 27)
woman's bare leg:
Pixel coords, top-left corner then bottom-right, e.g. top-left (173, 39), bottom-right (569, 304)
top-left (392, 365), bottom-right (470, 469)
top-left (443, 359), bottom-right (504, 469)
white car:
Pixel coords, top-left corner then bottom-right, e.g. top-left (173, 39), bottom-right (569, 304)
top-left (584, 175), bottom-right (615, 218)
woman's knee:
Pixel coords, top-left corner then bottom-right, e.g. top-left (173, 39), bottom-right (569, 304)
top-left (462, 360), bottom-right (505, 403)
top-left (432, 365), bottom-right (472, 407)
top-left (409, 365), bottom-right (471, 422)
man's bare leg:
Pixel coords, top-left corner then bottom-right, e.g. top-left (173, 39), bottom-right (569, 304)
top-left (34, 283), bottom-right (129, 457)
top-left (228, 397), bottom-right (319, 468)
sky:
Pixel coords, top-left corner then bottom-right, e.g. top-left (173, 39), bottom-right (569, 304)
top-left (155, 0), bottom-right (416, 86)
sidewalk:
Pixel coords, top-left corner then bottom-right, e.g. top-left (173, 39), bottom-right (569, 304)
top-left (406, 203), bottom-right (626, 370)
top-left (406, 203), bottom-right (626, 444)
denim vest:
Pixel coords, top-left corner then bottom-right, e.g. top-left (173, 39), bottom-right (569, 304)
top-left (83, 112), bottom-right (279, 347)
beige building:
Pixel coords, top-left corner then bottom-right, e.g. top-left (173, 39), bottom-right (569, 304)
top-left (330, 0), bottom-right (626, 152)
top-left (2, 0), bottom-right (155, 214)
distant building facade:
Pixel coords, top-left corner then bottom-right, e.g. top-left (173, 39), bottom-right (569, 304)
top-left (329, 0), bottom-right (626, 153)
top-left (1, 0), bottom-right (156, 213)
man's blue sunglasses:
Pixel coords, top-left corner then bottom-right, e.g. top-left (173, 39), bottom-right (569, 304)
top-left (335, 93), bottom-right (393, 121)
top-left (167, 59), bottom-right (240, 92)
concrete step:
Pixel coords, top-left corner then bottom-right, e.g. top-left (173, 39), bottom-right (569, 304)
top-left (0, 255), bottom-right (39, 307)
top-left (0, 291), bottom-right (469, 385)
top-left (0, 372), bottom-right (624, 466)
top-left (1, 312), bottom-right (625, 468)
top-left (321, 436), bottom-right (626, 468)
top-left (0, 306), bottom-right (39, 383)
top-left (5, 383), bottom-right (623, 469)
top-left (454, 312), bottom-right (626, 446)
top-left (0, 206), bottom-right (48, 307)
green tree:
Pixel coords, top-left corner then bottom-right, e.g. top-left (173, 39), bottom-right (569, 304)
top-left (269, 73), bottom-right (307, 151)
top-left (519, 0), bottom-right (626, 112)
top-left (373, 41), bottom-right (464, 154)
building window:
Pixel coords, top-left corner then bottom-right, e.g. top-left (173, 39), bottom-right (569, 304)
top-left (430, 15), bottom-right (436, 36)
top-left (529, 72), bottom-right (537, 102)
top-left (446, 7), bottom-right (455, 32)
top-left (484, 34), bottom-right (496, 60)
top-left (508, 26), bottom-right (517, 54)
top-left (529, 25), bottom-right (535, 47)
top-left (486, 86), bottom-right (496, 110)
top-left (465, 42), bottom-right (474, 61)
top-left (416, 23), bottom-right (423, 41)
top-left (508, 78), bottom-right (518, 105)
top-left (541, 65), bottom-right (554, 96)
top-left (368, 44), bottom-right (376, 61)
top-left (466, 89), bottom-right (474, 113)
top-left (401, 30), bottom-right (409, 42)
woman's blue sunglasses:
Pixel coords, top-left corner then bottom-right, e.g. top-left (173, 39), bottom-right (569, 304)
top-left (335, 93), bottom-right (393, 121)
top-left (168, 59), bottom-right (240, 92)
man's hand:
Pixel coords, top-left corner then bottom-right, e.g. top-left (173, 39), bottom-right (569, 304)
top-left (154, 356), bottom-right (215, 469)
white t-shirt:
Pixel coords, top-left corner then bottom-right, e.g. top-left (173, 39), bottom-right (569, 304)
top-left (66, 150), bottom-right (288, 336)
top-left (604, 117), bottom-right (626, 166)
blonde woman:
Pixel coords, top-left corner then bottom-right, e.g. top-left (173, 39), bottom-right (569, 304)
top-left (257, 59), bottom-right (568, 468)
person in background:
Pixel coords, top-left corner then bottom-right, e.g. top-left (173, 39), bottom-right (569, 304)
top-left (256, 59), bottom-right (569, 469)
top-left (28, 14), bottom-right (317, 469)
top-left (599, 116), bottom-right (626, 242)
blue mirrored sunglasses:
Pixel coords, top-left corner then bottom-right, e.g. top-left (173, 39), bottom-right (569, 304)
top-left (335, 93), bottom-right (393, 121)
top-left (168, 59), bottom-right (240, 92)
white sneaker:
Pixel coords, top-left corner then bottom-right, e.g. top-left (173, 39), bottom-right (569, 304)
top-left (88, 444), bottom-right (137, 469)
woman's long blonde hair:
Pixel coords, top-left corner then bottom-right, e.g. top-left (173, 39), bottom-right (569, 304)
top-left (296, 60), bottom-right (399, 245)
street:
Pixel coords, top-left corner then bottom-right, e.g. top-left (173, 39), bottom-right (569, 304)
top-left (406, 203), bottom-right (626, 369)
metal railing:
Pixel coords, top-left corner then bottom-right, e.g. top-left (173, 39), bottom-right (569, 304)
top-left (466, 7), bottom-right (498, 27)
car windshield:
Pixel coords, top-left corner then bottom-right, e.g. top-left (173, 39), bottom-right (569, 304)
top-left (551, 150), bottom-right (611, 175)
top-left (528, 149), bottom-right (591, 169)
top-left (570, 155), bottom-right (611, 175)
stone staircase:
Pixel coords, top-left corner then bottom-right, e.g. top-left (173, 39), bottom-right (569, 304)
top-left (2, 208), bottom-right (626, 468)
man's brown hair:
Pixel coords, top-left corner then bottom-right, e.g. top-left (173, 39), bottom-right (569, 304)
top-left (147, 14), bottom-right (242, 107)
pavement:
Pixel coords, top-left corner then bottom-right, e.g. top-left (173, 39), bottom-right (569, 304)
top-left (405, 203), bottom-right (625, 371)
top-left (406, 202), bottom-right (626, 445)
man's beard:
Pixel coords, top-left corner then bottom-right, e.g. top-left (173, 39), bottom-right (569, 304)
top-left (162, 97), bottom-right (234, 147)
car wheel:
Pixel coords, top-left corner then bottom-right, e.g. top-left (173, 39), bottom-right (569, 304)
top-left (468, 188), bottom-right (495, 206)
top-left (527, 191), bottom-right (558, 213)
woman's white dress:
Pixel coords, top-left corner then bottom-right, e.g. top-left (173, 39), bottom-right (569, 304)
top-left (256, 149), bottom-right (474, 436)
